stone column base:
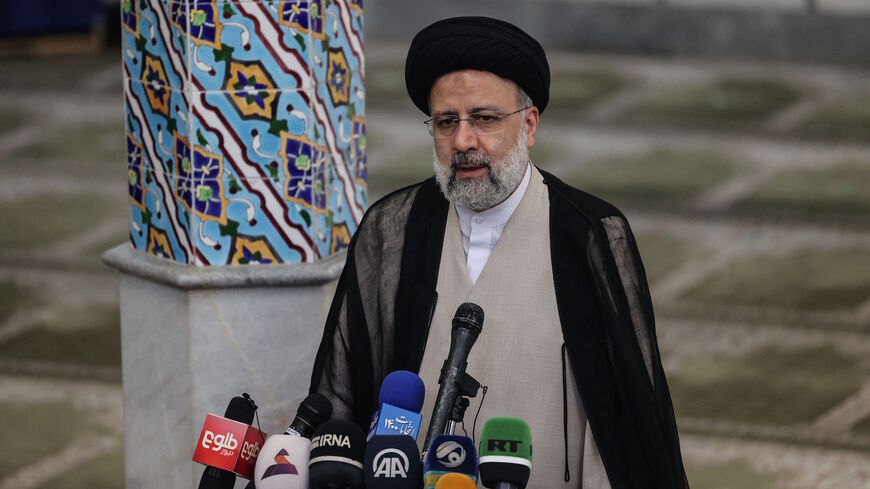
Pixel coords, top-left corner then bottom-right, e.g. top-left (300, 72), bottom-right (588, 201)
top-left (103, 244), bottom-right (345, 489)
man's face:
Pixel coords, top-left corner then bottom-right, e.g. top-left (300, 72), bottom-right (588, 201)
top-left (429, 70), bottom-right (539, 211)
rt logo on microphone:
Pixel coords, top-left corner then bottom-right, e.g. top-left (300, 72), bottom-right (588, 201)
top-left (435, 440), bottom-right (466, 468)
top-left (487, 439), bottom-right (522, 453)
top-left (372, 448), bottom-right (409, 478)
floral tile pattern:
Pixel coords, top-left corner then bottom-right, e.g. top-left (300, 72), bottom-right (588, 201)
top-left (122, 0), bottom-right (364, 264)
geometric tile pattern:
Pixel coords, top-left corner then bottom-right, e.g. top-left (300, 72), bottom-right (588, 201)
top-left (122, 0), bottom-right (365, 264)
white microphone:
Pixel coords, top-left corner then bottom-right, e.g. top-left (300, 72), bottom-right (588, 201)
top-left (254, 436), bottom-right (311, 489)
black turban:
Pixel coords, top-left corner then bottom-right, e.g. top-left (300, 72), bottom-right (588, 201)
top-left (405, 16), bottom-right (550, 115)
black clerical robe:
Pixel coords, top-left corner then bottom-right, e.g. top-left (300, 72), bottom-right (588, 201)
top-left (309, 169), bottom-right (689, 489)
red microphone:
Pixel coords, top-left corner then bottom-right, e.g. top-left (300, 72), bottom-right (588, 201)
top-left (193, 394), bottom-right (267, 485)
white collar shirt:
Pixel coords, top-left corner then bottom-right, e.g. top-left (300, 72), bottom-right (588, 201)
top-left (455, 163), bottom-right (532, 284)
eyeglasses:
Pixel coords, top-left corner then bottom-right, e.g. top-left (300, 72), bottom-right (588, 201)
top-left (423, 106), bottom-right (530, 139)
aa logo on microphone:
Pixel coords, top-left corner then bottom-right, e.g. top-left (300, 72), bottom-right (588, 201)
top-left (435, 440), bottom-right (465, 468)
top-left (372, 448), bottom-right (409, 478)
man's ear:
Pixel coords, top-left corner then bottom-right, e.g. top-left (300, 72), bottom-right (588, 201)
top-left (524, 106), bottom-right (540, 148)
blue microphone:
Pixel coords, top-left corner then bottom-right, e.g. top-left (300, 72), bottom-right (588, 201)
top-left (368, 371), bottom-right (425, 440)
top-left (423, 434), bottom-right (478, 489)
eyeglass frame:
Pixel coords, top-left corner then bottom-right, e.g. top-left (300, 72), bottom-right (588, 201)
top-left (423, 106), bottom-right (531, 139)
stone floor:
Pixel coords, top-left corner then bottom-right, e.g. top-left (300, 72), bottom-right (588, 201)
top-left (1, 43), bottom-right (870, 488)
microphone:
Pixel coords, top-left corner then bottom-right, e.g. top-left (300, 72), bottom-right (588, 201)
top-left (422, 303), bottom-right (484, 454)
top-left (286, 393), bottom-right (333, 438)
top-left (250, 394), bottom-right (333, 489)
top-left (368, 370), bottom-right (425, 440)
top-left (194, 395), bottom-right (259, 489)
top-left (478, 417), bottom-right (533, 489)
top-left (308, 420), bottom-right (366, 489)
top-left (423, 434), bottom-right (478, 489)
top-left (433, 473), bottom-right (477, 489)
top-left (253, 436), bottom-right (311, 489)
top-left (363, 435), bottom-right (423, 488)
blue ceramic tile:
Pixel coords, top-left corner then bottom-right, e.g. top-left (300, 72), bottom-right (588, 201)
top-left (189, 88), bottom-right (313, 180)
top-left (192, 174), bottom-right (313, 265)
top-left (124, 0), bottom-right (189, 91)
top-left (124, 80), bottom-right (191, 178)
top-left (137, 165), bottom-right (195, 263)
top-left (309, 76), bottom-right (366, 227)
top-left (182, 1), bottom-right (316, 92)
top-left (122, 0), bottom-right (364, 264)
top-left (188, 88), bottom-right (327, 262)
top-left (310, 0), bottom-right (364, 85)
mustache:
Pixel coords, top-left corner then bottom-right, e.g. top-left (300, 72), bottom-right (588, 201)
top-left (450, 151), bottom-right (491, 169)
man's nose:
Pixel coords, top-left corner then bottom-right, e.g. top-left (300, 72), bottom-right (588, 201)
top-left (451, 119), bottom-right (478, 152)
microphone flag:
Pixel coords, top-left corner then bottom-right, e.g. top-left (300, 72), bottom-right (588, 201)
top-left (478, 417), bottom-right (533, 489)
top-left (193, 413), bottom-right (267, 479)
top-left (370, 403), bottom-right (424, 440)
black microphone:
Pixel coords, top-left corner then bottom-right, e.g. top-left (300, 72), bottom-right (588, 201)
top-left (198, 395), bottom-right (257, 489)
top-left (422, 303), bottom-right (484, 457)
top-left (308, 420), bottom-right (367, 489)
top-left (286, 392), bottom-right (333, 438)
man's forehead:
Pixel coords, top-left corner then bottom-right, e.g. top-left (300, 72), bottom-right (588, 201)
top-left (429, 70), bottom-right (519, 111)
top-left (432, 69), bottom-right (518, 90)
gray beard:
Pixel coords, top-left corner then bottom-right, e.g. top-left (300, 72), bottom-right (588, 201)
top-left (432, 129), bottom-right (529, 212)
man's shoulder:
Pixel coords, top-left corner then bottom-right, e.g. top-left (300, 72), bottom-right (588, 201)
top-left (363, 178), bottom-right (433, 218)
top-left (538, 168), bottom-right (626, 223)
top-left (356, 177), bottom-right (443, 235)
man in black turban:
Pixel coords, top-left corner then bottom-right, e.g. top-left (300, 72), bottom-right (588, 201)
top-left (310, 16), bottom-right (688, 489)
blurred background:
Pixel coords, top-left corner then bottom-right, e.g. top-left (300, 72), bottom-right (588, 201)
top-left (1, 0), bottom-right (869, 487)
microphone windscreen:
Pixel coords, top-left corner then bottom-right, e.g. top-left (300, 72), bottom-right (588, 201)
top-left (297, 393), bottom-right (333, 427)
top-left (225, 396), bottom-right (256, 424)
top-left (433, 473), bottom-right (476, 489)
top-left (253, 435), bottom-right (310, 489)
top-left (452, 303), bottom-right (483, 335)
top-left (309, 420), bottom-right (366, 489)
top-left (423, 435), bottom-right (477, 489)
top-left (363, 435), bottom-right (422, 488)
top-left (378, 370), bottom-right (426, 412)
top-left (478, 417), bottom-right (532, 489)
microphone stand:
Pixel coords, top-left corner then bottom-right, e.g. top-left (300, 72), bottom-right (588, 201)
top-left (445, 371), bottom-right (480, 435)
top-left (422, 369), bottom-right (481, 461)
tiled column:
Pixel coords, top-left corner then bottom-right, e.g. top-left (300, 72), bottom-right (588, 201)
top-left (110, 2), bottom-right (365, 487)
top-left (122, 0), bottom-right (366, 264)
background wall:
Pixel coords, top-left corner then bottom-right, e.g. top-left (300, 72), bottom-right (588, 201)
top-left (366, 0), bottom-right (870, 66)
